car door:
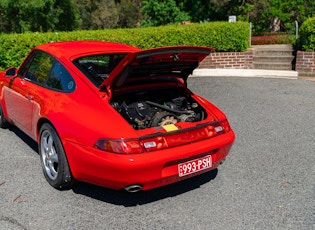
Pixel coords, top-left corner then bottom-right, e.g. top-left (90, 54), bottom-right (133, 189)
top-left (4, 51), bottom-right (55, 133)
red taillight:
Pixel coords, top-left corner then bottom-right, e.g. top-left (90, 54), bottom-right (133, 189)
top-left (95, 139), bottom-right (145, 154)
top-left (95, 120), bottom-right (231, 154)
top-left (218, 119), bottom-right (231, 133)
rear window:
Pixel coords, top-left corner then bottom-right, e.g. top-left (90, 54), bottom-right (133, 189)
top-left (73, 54), bottom-right (126, 87)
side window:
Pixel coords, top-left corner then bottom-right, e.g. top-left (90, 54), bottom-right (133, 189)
top-left (47, 61), bottom-right (76, 92)
top-left (18, 52), bottom-right (35, 78)
top-left (18, 50), bottom-right (75, 92)
top-left (22, 52), bottom-right (55, 84)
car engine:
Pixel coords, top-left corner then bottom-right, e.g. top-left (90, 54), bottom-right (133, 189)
top-left (110, 88), bottom-right (206, 130)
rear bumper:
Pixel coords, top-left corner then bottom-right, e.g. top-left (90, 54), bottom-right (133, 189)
top-left (63, 130), bottom-right (235, 191)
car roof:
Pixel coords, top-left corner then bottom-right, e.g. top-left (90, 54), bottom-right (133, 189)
top-left (35, 41), bottom-right (141, 60)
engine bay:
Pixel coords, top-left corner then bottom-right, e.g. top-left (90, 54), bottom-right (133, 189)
top-left (110, 87), bottom-right (207, 130)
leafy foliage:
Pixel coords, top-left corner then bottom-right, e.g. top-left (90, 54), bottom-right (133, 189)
top-left (140, 0), bottom-right (190, 27)
top-left (175, 0), bottom-right (214, 22)
top-left (72, 0), bottom-right (120, 29)
top-left (299, 17), bottom-right (315, 51)
top-left (0, 0), bottom-right (77, 32)
top-left (117, 0), bottom-right (142, 28)
top-left (0, 0), bottom-right (314, 33)
top-left (0, 22), bottom-right (250, 70)
top-left (251, 0), bottom-right (315, 34)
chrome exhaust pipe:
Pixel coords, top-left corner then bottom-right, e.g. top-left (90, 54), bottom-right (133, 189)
top-left (124, 185), bottom-right (143, 193)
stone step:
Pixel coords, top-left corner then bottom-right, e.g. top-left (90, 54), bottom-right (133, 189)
top-left (253, 50), bottom-right (294, 56)
top-left (252, 44), bottom-right (294, 71)
top-left (254, 62), bottom-right (293, 70)
top-left (253, 56), bottom-right (294, 62)
top-left (253, 44), bottom-right (293, 50)
top-left (253, 45), bottom-right (293, 56)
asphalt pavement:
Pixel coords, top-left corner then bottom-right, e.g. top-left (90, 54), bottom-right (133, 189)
top-left (0, 75), bottom-right (314, 229)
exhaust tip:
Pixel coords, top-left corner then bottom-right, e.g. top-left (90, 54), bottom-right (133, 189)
top-left (124, 184), bottom-right (143, 193)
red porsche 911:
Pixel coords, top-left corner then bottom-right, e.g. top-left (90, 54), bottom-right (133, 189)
top-left (0, 41), bottom-right (235, 192)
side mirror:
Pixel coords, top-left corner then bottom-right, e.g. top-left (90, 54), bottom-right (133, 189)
top-left (5, 67), bottom-right (17, 77)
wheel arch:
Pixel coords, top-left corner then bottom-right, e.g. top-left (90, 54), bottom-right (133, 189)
top-left (36, 118), bottom-right (72, 165)
top-left (38, 119), bottom-right (76, 189)
top-left (36, 118), bottom-right (55, 142)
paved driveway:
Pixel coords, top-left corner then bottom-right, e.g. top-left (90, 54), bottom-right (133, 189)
top-left (0, 77), bottom-right (314, 229)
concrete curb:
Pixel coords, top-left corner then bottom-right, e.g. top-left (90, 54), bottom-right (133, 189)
top-left (192, 68), bottom-right (299, 79)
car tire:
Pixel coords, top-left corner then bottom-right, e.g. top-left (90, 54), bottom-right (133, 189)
top-left (0, 104), bottom-right (9, 128)
top-left (39, 123), bottom-right (74, 189)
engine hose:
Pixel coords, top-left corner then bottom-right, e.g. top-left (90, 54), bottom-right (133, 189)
top-left (145, 100), bottom-right (192, 114)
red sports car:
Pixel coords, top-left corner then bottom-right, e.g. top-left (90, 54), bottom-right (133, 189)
top-left (0, 41), bottom-right (235, 192)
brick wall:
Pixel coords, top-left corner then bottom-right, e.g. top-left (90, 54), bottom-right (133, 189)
top-left (198, 49), bottom-right (253, 69)
top-left (296, 51), bottom-right (315, 77)
top-left (198, 49), bottom-right (315, 79)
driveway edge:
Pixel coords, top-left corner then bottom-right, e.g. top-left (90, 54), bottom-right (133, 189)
top-left (193, 68), bottom-right (299, 79)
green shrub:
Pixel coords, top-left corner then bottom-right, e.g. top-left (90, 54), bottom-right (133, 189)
top-left (299, 17), bottom-right (315, 51)
top-left (0, 22), bottom-right (250, 70)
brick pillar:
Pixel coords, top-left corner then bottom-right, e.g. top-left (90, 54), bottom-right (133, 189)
top-left (296, 51), bottom-right (315, 78)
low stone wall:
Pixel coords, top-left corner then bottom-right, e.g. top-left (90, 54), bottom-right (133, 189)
top-left (296, 51), bottom-right (315, 77)
top-left (198, 49), bottom-right (253, 69)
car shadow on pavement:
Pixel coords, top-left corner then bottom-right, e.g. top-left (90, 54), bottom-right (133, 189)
top-left (72, 169), bottom-right (218, 207)
top-left (9, 126), bottom-right (38, 153)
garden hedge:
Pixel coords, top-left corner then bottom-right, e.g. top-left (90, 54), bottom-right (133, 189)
top-left (299, 17), bottom-right (315, 51)
top-left (0, 22), bottom-right (250, 70)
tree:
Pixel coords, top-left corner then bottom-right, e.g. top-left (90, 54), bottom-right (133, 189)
top-left (206, 0), bottom-right (254, 22)
top-left (0, 0), bottom-right (78, 33)
top-left (0, 0), bottom-right (314, 33)
top-left (117, 0), bottom-right (142, 28)
top-left (74, 0), bottom-right (121, 29)
top-left (268, 0), bottom-right (315, 31)
top-left (189, 0), bottom-right (315, 33)
top-left (0, 0), bottom-right (59, 32)
top-left (141, 0), bottom-right (190, 27)
top-left (248, 0), bottom-right (315, 33)
top-left (176, 0), bottom-right (216, 22)
top-left (91, 0), bottom-right (119, 29)
top-left (54, 0), bottom-right (78, 31)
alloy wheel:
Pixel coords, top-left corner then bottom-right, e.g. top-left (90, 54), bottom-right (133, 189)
top-left (40, 130), bottom-right (59, 180)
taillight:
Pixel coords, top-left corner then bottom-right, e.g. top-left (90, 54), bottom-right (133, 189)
top-left (95, 139), bottom-right (144, 154)
top-left (95, 120), bottom-right (231, 154)
top-left (217, 119), bottom-right (231, 133)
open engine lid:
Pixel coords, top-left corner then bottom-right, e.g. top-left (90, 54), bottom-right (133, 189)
top-left (99, 46), bottom-right (214, 90)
